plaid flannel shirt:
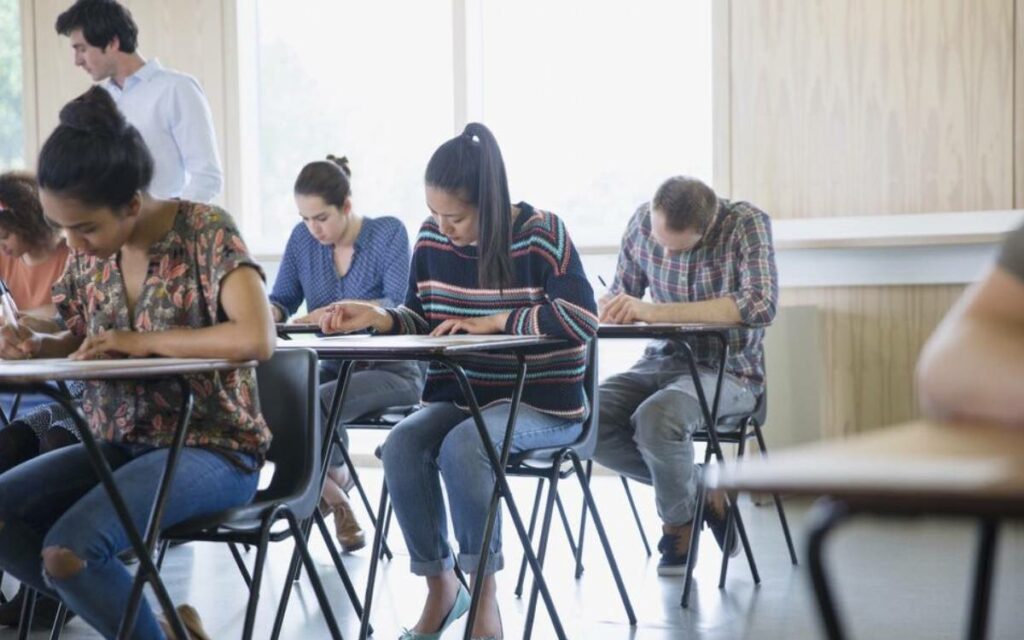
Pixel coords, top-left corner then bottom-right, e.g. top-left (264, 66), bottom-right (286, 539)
top-left (610, 199), bottom-right (778, 392)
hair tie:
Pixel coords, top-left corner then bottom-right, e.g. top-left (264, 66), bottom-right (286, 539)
top-left (0, 200), bottom-right (8, 212)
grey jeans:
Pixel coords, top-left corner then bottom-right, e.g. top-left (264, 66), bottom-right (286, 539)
top-left (592, 354), bottom-right (756, 526)
top-left (319, 361), bottom-right (423, 467)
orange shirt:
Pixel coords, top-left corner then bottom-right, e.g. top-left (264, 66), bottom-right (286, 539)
top-left (0, 241), bottom-right (70, 312)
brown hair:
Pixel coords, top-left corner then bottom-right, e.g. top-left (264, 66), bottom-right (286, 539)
top-left (651, 176), bottom-right (718, 232)
top-left (0, 172), bottom-right (57, 248)
top-left (293, 155), bottom-right (352, 208)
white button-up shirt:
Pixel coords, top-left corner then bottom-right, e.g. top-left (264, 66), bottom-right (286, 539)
top-left (102, 59), bottom-right (223, 203)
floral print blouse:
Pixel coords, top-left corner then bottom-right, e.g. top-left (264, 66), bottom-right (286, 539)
top-left (51, 201), bottom-right (272, 458)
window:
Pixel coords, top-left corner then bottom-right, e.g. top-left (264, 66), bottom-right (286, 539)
top-left (248, 0), bottom-right (454, 254)
top-left (247, 0), bottom-right (711, 252)
top-left (0, 0), bottom-right (24, 170)
top-left (478, 0), bottom-right (713, 245)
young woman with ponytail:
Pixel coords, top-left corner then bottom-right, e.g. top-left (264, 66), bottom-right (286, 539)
top-left (319, 123), bottom-right (598, 639)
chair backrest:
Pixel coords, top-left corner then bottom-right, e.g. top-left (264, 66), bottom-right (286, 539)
top-left (254, 348), bottom-right (322, 519)
top-left (573, 338), bottom-right (601, 459)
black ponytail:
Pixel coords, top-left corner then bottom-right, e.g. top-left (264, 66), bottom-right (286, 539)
top-left (425, 122), bottom-right (514, 290)
top-left (37, 86), bottom-right (153, 211)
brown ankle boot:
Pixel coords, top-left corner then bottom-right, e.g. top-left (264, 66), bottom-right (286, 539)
top-left (332, 491), bottom-right (366, 552)
top-left (656, 522), bottom-right (694, 576)
top-left (157, 604), bottom-right (211, 640)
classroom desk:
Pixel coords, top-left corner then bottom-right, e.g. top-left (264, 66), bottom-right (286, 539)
top-left (276, 334), bottom-right (569, 640)
top-left (0, 357), bottom-right (254, 640)
top-left (595, 322), bottom-right (759, 606)
top-left (708, 420), bottom-right (1024, 640)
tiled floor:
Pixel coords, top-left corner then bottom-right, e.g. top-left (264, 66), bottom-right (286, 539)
top-left (4, 470), bottom-right (1023, 639)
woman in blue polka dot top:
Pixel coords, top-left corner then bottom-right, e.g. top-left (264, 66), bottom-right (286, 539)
top-left (269, 155), bottom-right (422, 552)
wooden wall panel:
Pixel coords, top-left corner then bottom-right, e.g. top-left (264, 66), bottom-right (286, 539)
top-left (1015, 0), bottom-right (1023, 207)
top-left (730, 0), bottom-right (1015, 218)
top-left (28, 0), bottom-right (227, 179)
top-left (780, 285), bottom-right (966, 437)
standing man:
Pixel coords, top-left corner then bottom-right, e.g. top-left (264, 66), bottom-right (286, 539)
top-left (594, 176), bottom-right (779, 576)
top-left (56, 0), bottom-right (223, 203)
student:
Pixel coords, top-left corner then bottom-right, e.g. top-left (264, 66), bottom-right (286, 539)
top-left (0, 172), bottom-right (79, 628)
top-left (593, 176), bottom-right (778, 576)
top-left (319, 123), bottom-right (598, 640)
top-left (0, 86), bottom-right (274, 639)
top-left (270, 155), bottom-right (421, 552)
top-left (56, 0), bottom-right (223, 203)
top-left (0, 172), bottom-right (70, 319)
top-left (917, 221), bottom-right (1024, 427)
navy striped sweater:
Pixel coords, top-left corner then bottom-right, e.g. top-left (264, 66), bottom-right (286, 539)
top-left (385, 203), bottom-right (598, 419)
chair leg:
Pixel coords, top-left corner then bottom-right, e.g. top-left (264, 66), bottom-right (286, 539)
top-left (155, 539), bottom-right (171, 571)
top-left (270, 536), bottom-right (305, 640)
top-left (681, 469), bottom-right (707, 608)
top-left (571, 454), bottom-right (636, 625)
top-left (17, 588), bottom-right (36, 640)
top-left (753, 422), bottom-right (799, 565)
top-left (718, 426), bottom-right (748, 589)
top-left (554, 493), bottom-right (580, 570)
top-left (621, 476), bottom-right (652, 557)
top-left (359, 479), bottom-right (390, 640)
top-left (523, 466), bottom-right (562, 640)
top-left (515, 478), bottom-right (546, 598)
top-left (242, 520), bottom-right (274, 640)
top-left (574, 460), bottom-right (593, 578)
top-left (284, 511), bottom-right (344, 640)
top-left (381, 502), bottom-right (394, 561)
top-left (0, 571), bottom-right (6, 604)
top-left (228, 542), bottom-right (254, 589)
top-left (967, 519), bottom-right (999, 640)
top-left (48, 603), bottom-right (68, 640)
top-left (333, 432), bottom-right (394, 560)
top-left (314, 509), bottom-right (366, 620)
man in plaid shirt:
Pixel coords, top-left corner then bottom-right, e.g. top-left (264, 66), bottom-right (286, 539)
top-left (594, 176), bottom-right (778, 576)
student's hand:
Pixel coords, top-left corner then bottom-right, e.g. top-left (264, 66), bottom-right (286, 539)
top-left (16, 313), bottom-right (60, 334)
top-left (430, 312), bottom-right (510, 337)
top-left (292, 306), bottom-right (331, 325)
top-left (319, 302), bottom-right (392, 335)
top-left (599, 293), bottom-right (650, 324)
top-left (69, 330), bottom-right (153, 360)
top-left (0, 324), bottom-right (41, 360)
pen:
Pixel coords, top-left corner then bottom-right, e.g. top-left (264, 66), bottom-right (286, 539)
top-left (598, 276), bottom-right (608, 288)
top-left (0, 279), bottom-right (18, 328)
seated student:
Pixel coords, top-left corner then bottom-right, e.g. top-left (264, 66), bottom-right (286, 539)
top-left (0, 172), bottom-right (70, 319)
top-left (269, 155), bottom-right (421, 552)
top-left (0, 172), bottom-right (80, 627)
top-left (0, 86), bottom-right (274, 639)
top-left (593, 176), bottom-right (778, 576)
top-left (917, 221), bottom-right (1024, 427)
top-left (319, 123), bottom-right (598, 640)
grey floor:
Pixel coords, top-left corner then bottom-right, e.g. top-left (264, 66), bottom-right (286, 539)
top-left (3, 469), bottom-right (1023, 639)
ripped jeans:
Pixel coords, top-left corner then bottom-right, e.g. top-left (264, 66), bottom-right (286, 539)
top-left (0, 441), bottom-right (258, 639)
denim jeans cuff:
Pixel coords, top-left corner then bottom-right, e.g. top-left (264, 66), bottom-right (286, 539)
top-left (458, 551), bottom-right (504, 577)
top-left (410, 553), bottom-right (456, 577)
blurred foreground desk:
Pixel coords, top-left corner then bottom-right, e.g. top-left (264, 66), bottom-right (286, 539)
top-left (709, 420), bottom-right (1024, 640)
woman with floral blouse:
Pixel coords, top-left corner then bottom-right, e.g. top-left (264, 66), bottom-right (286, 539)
top-left (0, 87), bottom-right (274, 639)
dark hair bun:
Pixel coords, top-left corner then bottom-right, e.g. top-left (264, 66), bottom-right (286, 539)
top-left (58, 86), bottom-right (126, 140)
top-left (325, 154), bottom-right (352, 177)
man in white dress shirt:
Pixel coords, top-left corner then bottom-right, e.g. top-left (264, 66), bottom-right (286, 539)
top-left (55, 0), bottom-right (223, 203)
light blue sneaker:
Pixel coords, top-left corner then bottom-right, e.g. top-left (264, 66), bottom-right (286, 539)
top-left (399, 585), bottom-right (471, 640)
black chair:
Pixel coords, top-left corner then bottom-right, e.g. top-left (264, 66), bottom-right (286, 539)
top-left (505, 340), bottom-right (637, 637)
top-left (155, 348), bottom-right (349, 640)
top-left (611, 389), bottom-right (799, 606)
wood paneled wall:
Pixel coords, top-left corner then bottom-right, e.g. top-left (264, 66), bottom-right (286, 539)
top-left (721, 0), bottom-right (1018, 435)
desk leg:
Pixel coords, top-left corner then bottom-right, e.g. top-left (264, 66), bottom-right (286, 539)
top-left (30, 384), bottom-right (191, 640)
top-left (806, 498), bottom-right (852, 640)
top-left (967, 519), bottom-right (999, 640)
top-left (442, 357), bottom-right (568, 640)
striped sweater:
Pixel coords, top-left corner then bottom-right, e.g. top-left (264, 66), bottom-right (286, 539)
top-left (386, 203), bottom-right (598, 419)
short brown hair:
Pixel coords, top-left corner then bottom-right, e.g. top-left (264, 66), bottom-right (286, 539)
top-left (651, 176), bottom-right (718, 232)
top-left (0, 172), bottom-right (56, 248)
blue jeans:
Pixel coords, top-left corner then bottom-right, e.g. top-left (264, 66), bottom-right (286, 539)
top-left (0, 442), bottom-right (259, 639)
top-left (382, 402), bottom-right (582, 577)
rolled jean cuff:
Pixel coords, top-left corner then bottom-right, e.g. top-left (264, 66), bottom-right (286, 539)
top-left (458, 551), bottom-right (504, 577)
top-left (410, 552), bottom-right (456, 577)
